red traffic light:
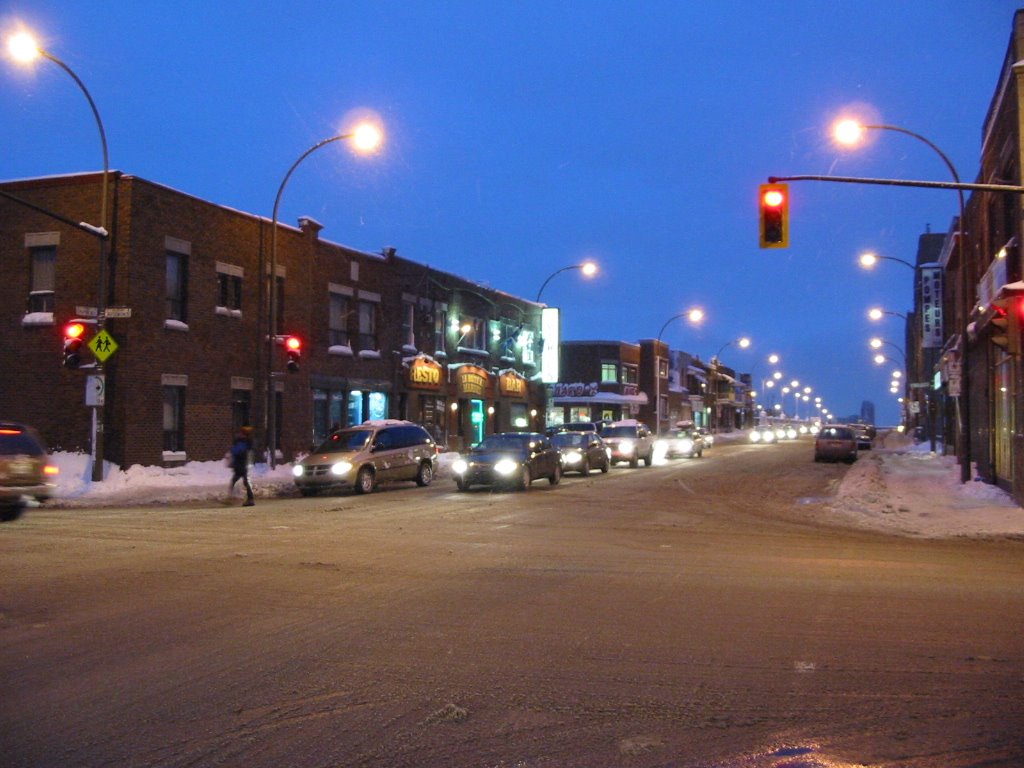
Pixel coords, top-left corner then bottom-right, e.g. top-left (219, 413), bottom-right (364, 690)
top-left (285, 335), bottom-right (301, 373)
top-left (285, 336), bottom-right (301, 351)
top-left (762, 188), bottom-right (785, 208)
top-left (758, 183), bottom-right (789, 249)
top-left (65, 322), bottom-right (86, 339)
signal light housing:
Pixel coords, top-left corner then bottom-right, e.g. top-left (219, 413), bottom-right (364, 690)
top-left (63, 322), bottom-right (87, 368)
top-left (759, 183), bottom-right (789, 249)
top-left (285, 335), bottom-right (301, 373)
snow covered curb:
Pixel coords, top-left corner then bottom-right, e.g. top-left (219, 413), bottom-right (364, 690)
top-left (827, 447), bottom-right (1024, 539)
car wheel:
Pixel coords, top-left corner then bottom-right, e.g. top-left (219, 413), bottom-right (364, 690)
top-left (455, 479), bottom-right (468, 492)
top-left (600, 456), bottom-right (609, 473)
top-left (354, 466), bottom-right (375, 494)
top-left (299, 487), bottom-right (319, 497)
top-left (549, 463), bottom-right (561, 485)
top-left (416, 461), bottom-right (434, 487)
top-left (643, 450), bottom-right (653, 467)
top-left (629, 456), bottom-right (639, 468)
top-left (0, 504), bottom-right (24, 522)
top-left (518, 467), bottom-right (531, 491)
top-left (580, 457), bottom-right (590, 477)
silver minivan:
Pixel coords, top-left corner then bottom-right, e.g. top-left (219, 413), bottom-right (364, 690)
top-left (292, 420), bottom-right (438, 495)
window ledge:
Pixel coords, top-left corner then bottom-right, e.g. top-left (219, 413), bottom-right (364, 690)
top-left (164, 319), bottom-right (190, 332)
top-left (329, 345), bottom-right (354, 357)
top-left (358, 349), bottom-right (382, 360)
top-left (162, 451), bottom-right (187, 463)
top-left (457, 346), bottom-right (489, 358)
top-left (215, 306), bottom-right (242, 318)
top-left (22, 312), bottom-right (55, 327)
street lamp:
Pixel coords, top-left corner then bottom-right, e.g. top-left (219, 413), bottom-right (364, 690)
top-left (535, 261), bottom-right (598, 303)
top-left (868, 306), bottom-right (908, 321)
top-left (8, 29), bottom-right (111, 482)
top-left (836, 116), bottom-right (970, 482)
top-left (266, 121), bottom-right (383, 466)
top-left (857, 250), bottom-right (915, 272)
top-left (653, 307), bottom-right (705, 434)
top-left (708, 337), bottom-right (750, 433)
top-left (869, 337), bottom-right (906, 364)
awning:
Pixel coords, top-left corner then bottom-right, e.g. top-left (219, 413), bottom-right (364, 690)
top-left (553, 392), bottom-right (649, 406)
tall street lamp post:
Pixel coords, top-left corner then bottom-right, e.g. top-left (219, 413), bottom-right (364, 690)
top-left (709, 337), bottom-right (750, 432)
top-left (836, 118), bottom-right (969, 482)
top-left (266, 123), bottom-right (382, 467)
top-left (535, 261), bottom-right (598, 303)
top-left (8, 31), bottom-right (110, 482)
top-left (654, 308), bottom-right (704, 434)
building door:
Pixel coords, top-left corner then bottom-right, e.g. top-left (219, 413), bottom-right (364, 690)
top-left (469, 399), bottom-right (485, 445)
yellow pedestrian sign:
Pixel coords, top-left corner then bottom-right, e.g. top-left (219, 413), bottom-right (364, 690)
top-left (88, 329), bottom-right (119, 362)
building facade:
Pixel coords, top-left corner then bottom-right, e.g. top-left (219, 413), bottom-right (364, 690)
top-left (0, 172), bottom-right (545, 467)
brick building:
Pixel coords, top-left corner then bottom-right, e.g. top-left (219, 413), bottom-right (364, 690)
top-left (0, 172), bottom-right (545, 468)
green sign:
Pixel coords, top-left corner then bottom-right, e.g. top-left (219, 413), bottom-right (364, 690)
top-left (88, 329), bottom-right (119, 362)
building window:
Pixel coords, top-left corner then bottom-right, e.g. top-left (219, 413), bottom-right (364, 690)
top-left (231, 389), bottom-right (251, 435)
top-left (401, 299), bottom-right (415, 349)
top-left (162, 385), bottom-right (186, 452)
top-left (29, 245), bottom-right (56, 313)
top-left (434, 307), bottom-right (448, 355)
top-left (217, 272), bottom-right (242, 312)
top-left (273, 275), bottom-right (285, 335)
top-left (460, 317), bottom-right (485, 350)
top-left (358, 300), bottom-right (377, 351)
top-left (329, 292), bottom-right (351, 347)
top-left (623, 364), bottom-right (638, 385)
top-left (166, 251), bottom-right (189, 322)
top-left (600, 362), bottom-right (618, 383)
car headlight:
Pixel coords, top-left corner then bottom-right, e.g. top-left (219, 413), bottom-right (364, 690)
top-left (763, 430), bottom-right (776, 443)
top-left (562, 450), bottom-right (582, 465)
top-left (292, 465), bottom-right (304, 478)
top-left (786, 428), bottom-right (797, 439)
top-left (619, 440), bottom-right (635, 454)
top-left (678, 439), bottom-right (694, 453)
top-left (750, 430), bottom-right (761, 442)
top-left (494, 459), bottom-right (518, 476)
top-left (331, 461), bottom-right (353, 476)
top-left (452, 459), bottom-right (468, 475)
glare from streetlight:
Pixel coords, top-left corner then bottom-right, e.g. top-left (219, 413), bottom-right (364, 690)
top-left (768, 354), bottom-right (779, 365)
top-left (859, 252), bottom-right (879, 269)
top-left (7, 31), bottom-right (40, 62)
top-left (869, 337), bottom-right (883, 349)
top-left (687, 307), bottom-right (704, 325)
top-left (892, 370), bottom-right (902, 378)
top-left (790, 380), bottom-right (799, 388)
top-left (833, 118), bottom-right (864, 146)
top-left (737, 337), bottom-right (751, 349)
top-left (580, 261), bottom-right (598, 277)
top-left (350, 122), bottom-right (384, 154)
top-left (874, 354), bottom-right (886, 365)
top-left (868, 307), bottom-right (883, 321)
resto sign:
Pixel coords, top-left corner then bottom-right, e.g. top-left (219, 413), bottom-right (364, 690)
top-left (408, 357), bottom-right (443, 390)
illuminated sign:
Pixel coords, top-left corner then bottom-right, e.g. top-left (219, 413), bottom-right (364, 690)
top-left (457, 365), bottom-right (489, 397)
top-left (541, 307), bottom-right (560, 384)
top-left (921, 266), bottom-right (943, 349)
top-left (499, 371), bottom-right (527, 398)
top-left (408, 357), bottom-right (443, 390)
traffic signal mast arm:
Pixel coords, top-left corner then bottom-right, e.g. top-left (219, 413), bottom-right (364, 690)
top-left (767, 174), bottom-right (1024, 195)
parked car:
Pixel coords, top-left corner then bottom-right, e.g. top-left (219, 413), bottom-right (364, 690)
top-left (551, 431), bottom-right (611, 475)
top-left (694, 426), bottom-right (714, 448)
top-left (0, 421), bottom-right (58, 521)
top-left (663, 427), bottom-right (705, 458)
top-left (599, 419), bottom-right (655, 467)
top-left (814, 425), bottom-right (858, 463)
top-left (851, 423), bottom-right (874, 450)
top-left (292, 420), bottom-right (438, 495)
top-left (452, 432), bottom-right (561, 491)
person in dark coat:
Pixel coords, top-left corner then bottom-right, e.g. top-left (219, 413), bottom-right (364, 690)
top-left (228, 426), bottom-right (255, 506)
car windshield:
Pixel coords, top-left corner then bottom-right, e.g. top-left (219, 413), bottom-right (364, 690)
top-left (0, 428), bottom-right (44, 456)
top-left (671, 430), bottom-right (694, 439)
top-left (552, 433), bottom-right (587, 448)
top-left (600, 426), bottom-right (637, 438)
top-left (820, 427), bottom-right (853, 439)
top-left (475, 434), bottom-right (531, 452)
top-left (313, 429), bottom-right (372, 453)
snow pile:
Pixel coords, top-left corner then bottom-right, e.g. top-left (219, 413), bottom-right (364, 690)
top-left (827, 438), bottom-right (1024, 538)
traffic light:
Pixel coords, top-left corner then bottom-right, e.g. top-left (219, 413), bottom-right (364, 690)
top-left (759, 183), bottom-right (789, 248)
top-left (285, 336), bottom-right (301, 373)
top-left (62, 322), bottom-right (86, 368)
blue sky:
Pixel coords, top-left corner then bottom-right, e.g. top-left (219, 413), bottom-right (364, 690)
top-left (1, 1), bottom-right (1018, 424)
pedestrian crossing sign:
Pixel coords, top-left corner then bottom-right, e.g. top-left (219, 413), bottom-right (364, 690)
top-left (88, 329), bottom-right (119, 362)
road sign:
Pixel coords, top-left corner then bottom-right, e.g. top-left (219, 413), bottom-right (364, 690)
top-left (909, 382), bottom-right (931, 389)
top-left (88, 329), bottom-right (119, 362)
top-left (104, 307), bottom-right (132, 319)
top-left (76, 305), bottom-right (99, 318)
top-left (86, 374), bottom-right (106, 406)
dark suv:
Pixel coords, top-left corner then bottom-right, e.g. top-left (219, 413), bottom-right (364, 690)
top-left (292, 420), bottom-right (438, 495)
top-left (599, 419), bottom-right (655, 468)
top-left (0, 422), bottom-right (58, 521)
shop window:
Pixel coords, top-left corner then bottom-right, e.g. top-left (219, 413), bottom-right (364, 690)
top-left (600, 362), bottom-right (618, 383)
top-left (368, 392), bottom-right (388, 421)
top-left (510, 403), bottom-right (529, 430)
top-left (29, 245), bottom-right (55, 313)
top-left (348, 390), bottom-right (364, 425)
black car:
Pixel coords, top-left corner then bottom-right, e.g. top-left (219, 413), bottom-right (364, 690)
top-left (451, 432), bottom-right (561, 491)
top-left (551, 431), bottom-right (611, 476)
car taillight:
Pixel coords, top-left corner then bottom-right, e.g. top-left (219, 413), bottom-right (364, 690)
top-left (44, 464), bottom-right (59, 476)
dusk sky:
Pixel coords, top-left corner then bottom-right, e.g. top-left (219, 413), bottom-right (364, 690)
top-left (2, 1), bottom-right (1018, 425)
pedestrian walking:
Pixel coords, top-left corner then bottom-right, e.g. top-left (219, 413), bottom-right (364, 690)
top-left (228, 426), bottom-right (255, 506)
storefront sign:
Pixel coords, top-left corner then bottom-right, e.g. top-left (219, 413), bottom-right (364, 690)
top-left (552, 382), bottom-right (598, 398)
top-left (499, 370), bottom-right (527, 398)
top-left (408, 357), bottom-right (443, 390)
top-left (921, 266), bottom-right (944, 348)
top-left (541, 307), bottom-right (560, 383)
top-left (456, 365), bottom-right (489, 397)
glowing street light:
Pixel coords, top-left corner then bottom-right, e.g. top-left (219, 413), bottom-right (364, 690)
top-left (868, 306), bottom-right (908, 321)
top-left (535, 260), bottom-right (599, 303)
top-left (858, 250), bottom-right (915, 272)
top-left (653, 307), bottom-right (705, 433)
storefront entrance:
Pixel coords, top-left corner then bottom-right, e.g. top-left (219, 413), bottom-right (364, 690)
top-left (469, 399), bottom-right (485, 445)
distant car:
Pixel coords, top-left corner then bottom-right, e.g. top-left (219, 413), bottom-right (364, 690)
top-left (551, 431), bottom-right (610, 475)
top-left (0, 421), bottom-right (58, 521)
top-left (663, 428), bottom-right (705, 458)
top-left (552, 421), bottom-right (600, 434)
top-left (694, 426), bottom-right (714, 447)
top-left (452, 432), bottom-right (561, 491)
top-left (749, 424), bottom-right (777, 444)
top-left (814, 425), bottom-right (858, 463)
top-left (851, 423), bottom-right (874, 450)
top-left (292, 420), bottom-right (438, 495)
top-left (600, 420), bottom-right (655, 468)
